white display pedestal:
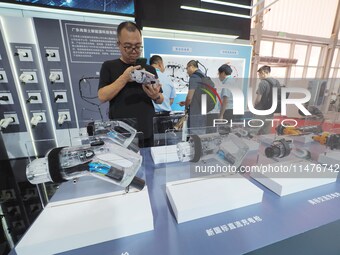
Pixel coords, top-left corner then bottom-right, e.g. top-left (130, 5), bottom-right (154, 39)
top-left (15, 188), bottom-right (154, 255)
top-left (242, 138), bottom-right (259, 152)
top-left (318, 151), bottom-right (340, 165)
top-left (258, 134), bottom-right (313, 145)
top-left (151, 145), bottom-right (179, 164)
top-left (257, 134), bottom-right (282, 145)
top-left (251, 160), bottom-right (338, 196)
top-left (166, 174), bottom-right (263, 223)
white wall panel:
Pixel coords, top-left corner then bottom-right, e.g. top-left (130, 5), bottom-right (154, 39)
top-left (262, 0), bottom-right (337, 38)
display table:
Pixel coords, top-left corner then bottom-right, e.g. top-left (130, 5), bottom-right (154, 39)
top-left (10, 147), bottom-right (340, 255)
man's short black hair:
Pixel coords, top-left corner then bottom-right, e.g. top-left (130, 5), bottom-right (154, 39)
top-left (117, 21), bottom-right (141, 38)
top-left (150, 55), bottom-right (163, 65)
top-left (257, 65), bottom-right (271, 74)
top-left (187, 60), bottom-right (198, 68)
top-left (218, 64), bottom-right (232, 75)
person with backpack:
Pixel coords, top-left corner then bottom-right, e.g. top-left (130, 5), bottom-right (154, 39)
top-left (179, 60), bottom-right (209, 130)
top-left (254, 65), bottom-right (281, 135)
top-left (218, 64), bottom-right (234, 121)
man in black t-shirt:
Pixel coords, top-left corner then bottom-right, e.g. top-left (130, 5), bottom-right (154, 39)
top-left (179, 60), bottom-right (207, 130)
top-left (254, 65), bottom-right (280, 135)
top-left (98, 22), bottom-right (164, 147)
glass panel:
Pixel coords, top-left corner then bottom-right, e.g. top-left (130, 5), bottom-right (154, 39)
top-left (259, 40), bottom-right (273, 56)
top-left (270, 67), bottom-right (286, 78)
top-left (306, 67), bottom-right (317, 78)
top-left (309, 46), bottom-right (321, 66)
top-left (290, 66), bottom-right (304, 79)
top-left (336, 68), bottom-right (340, 78)
top-left (331, 48), bottom-right (339, 67)
top-left (294, 44), bottom-right (308, 66)
top-left (273, 42), bottom-right (290, 58)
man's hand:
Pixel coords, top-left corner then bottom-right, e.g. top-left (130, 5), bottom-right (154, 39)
top-left (142, 83), bottom-right (161, 100)
top-left (179, 101), bottom-right (186, 106)
top-left (123, 65), bottom-right (141, 83)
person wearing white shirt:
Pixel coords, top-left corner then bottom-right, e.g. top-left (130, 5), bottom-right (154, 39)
top-left (150, 55), bottom-right (176, 116)
top-left (217, 64), bottom-right (234, 121)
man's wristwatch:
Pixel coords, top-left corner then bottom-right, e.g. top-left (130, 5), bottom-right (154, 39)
top-left (153, 94), bottom-right (161, 102)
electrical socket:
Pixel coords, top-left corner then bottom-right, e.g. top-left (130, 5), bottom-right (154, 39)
top-left (16, 49), bottom-right (33, 62)
top-left (2, 189), bottom-right (16, 199)
top-left (29, 203), bottom-right (41, 213)
top-left (49, 71), bottom-right (64, 83)
top-left (53, 91), bottom-right (67, 103)
top-left (12, 220), bottom-right (25, 231)
top-left (46, 49), bottom-right (60, 62)
top-left (0, 93), bottom-right (14, 104)
top-left (19, 71), bottom-right (38, 84)
top-left (3, 113), bottom-right (19, 124)
top-left (27, 92), bottom-right (42, 104)
top-left (58, 111), bottom-right (71, 121)
top-left (0, 71), bottom-right (8, 83)
top-left (32, 112), bottom-right (46, 123)
top-left (7, 206), bottom-right (20, 216)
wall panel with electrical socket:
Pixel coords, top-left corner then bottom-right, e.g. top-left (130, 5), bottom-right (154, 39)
top-left (0, 16), bottom-right (57, 158)
top-left (10, 42), bottom-right (56, 142)
top-left (33, 18), bottom-right (78, 132)
top-left (0, 28), bottom-right (26, 142)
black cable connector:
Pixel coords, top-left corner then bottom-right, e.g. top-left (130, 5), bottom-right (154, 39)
top-left (26, 95), bottom-right (38, 103)
top-left (45, 52), bottom-right (56, 57)
top-left (54, 94), bottom-right (64, 102)
top-left (0, 96), bottom-right (9, 101)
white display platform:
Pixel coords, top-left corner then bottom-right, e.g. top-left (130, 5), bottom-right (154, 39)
top-left (166, 174), bottom-right (263, 223)
top-left (258, 134), bottom-right (313, 145)
top-left (250, 160), bottom-right (338, 196)
top-left (242, 138), bottom-right (259, 152)
top-left (318, 151), bottom-right (340, 165)
top-left (257, 134), bottom-right (284, 145)
top-left (15, 188), bottom-right (154, 255)
top-left (151, 145), bottom-right (179, 164)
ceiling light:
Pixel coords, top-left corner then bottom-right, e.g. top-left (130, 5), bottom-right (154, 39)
top-left (181, 5), bottom-right (250, 19)
top-left (143, 27), bottom-right (239, 40)
top-left (201, 0), bottom-right (252, 9)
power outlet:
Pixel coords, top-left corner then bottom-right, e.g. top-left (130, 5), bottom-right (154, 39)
top-left (49, 71), bottom-right (64, 83)
top-left (3, 113), bottom-right (19, 124)
top-left (0, 71), bottom-right (8, 83)
top-left (32, 112), bottom-right (46, 123)
top-left (12, 220), bottom-right (25, 231)
top-left (23, 188), bottom-right (37, 200)
top-left (58, 111), bottom-right (71, 122)
top-left (53, 91), bottom-right (67, 103)
top-left (46, 49), bottom-right (60, 62)
top-left (0, 92), bottom-right (14, 104)
top-left (16, 49), bottom-right (33, 62)
top-left (19, 71), bottom-right (38, 84)
top-left (27, 92), bottom-right (42, 104)
top-left (29, 203), bottom-right (42, 213)
top-left (2, 189), bottom-right (16, 199)
top-left (7, 206), bottom-right (20, 217)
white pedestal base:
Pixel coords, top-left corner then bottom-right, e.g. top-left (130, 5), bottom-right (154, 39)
top-left (251, 160), bottom-right (338, 196)
top-left (258, 134), bottom-right (313, 145)
top-left (318, 151), bottom-right (340, 165)
top-left (242, 138), bottom-right (259, 152)
top-left (15, 188), bottom-right (154, 255)
top-left (151, 145), bottom-right (179, 164)
top-left (166, 174), bottom-right (263, 223)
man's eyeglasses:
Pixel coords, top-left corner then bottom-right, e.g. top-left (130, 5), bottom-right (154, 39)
top-left (118, 42), bottom-right (143, 53)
